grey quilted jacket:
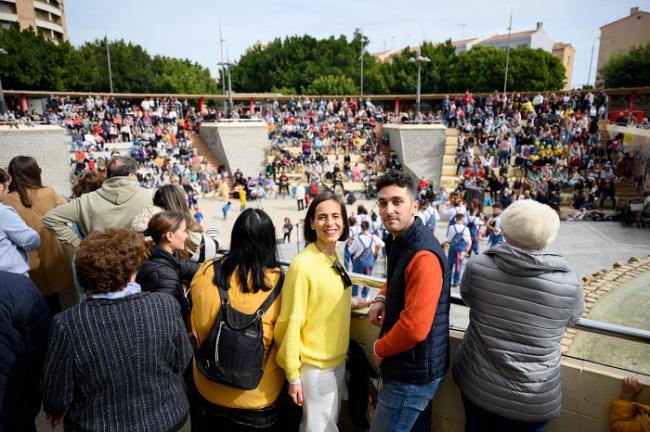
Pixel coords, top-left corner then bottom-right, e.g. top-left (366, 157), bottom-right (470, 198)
top-left (452, 243), bottom-right (584, 422)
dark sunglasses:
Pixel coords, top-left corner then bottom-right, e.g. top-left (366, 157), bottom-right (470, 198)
top-left (332, 258), bottom-right (352, 289)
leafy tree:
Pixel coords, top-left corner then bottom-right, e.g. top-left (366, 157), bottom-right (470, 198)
top-left (270, 86), bottom-right (297, 95)
top-left (306, 75), bottom-right (357, 95)
top-left (600, 42), bottom-right (650, 88)
top-left (151, 56), bottom-right (218, 93)
top-left (446, 46), bottom-right (564, 92)
top-left (0, 25), bottom-right (94, 91)
top-left (78, 39), bottom-right (155, 93)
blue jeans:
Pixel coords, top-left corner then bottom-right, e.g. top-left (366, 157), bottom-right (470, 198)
top-left (371, 378), bottom-right (443, 432)
top-left (447, 246), bottom-right (465, 285)
top-left (462, 395), bottom-right (549, 432)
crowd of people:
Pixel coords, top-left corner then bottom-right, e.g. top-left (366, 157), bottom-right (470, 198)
top-left (44, 95), bottom-right (224, 218)
top-left (437, 90), bottom-right (633, 216)
top-left (2, 148), bottom-right (649, 431)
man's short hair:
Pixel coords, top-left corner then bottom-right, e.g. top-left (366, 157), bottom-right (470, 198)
top-left (106, 156), bottom-right (138, 178)
top-left (375, 171), bottom-right (416, 197)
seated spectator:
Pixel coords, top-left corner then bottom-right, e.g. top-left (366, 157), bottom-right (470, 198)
top-left (453, 200), bottom-right (584, 432)
top-left (42, 229), bottom-right (192, 432)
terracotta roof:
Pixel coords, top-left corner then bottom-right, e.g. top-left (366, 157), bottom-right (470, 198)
top-left (481, 29), bottom-right (536, 43)
top-left (600, 10), bottom-right (649, 29)
top-left (451, 37), bottom-right (481, 46)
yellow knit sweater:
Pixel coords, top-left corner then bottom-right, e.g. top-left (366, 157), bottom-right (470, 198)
top-left (274, 243), bottom-right (351, 382)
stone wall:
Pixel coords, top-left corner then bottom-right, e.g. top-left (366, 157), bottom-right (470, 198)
top-left (0, 125), bottom-right (71, 196)
top-left (199, 121), bottom-right (269, 178)
top-left (383, 124), bottom-right (447, 188)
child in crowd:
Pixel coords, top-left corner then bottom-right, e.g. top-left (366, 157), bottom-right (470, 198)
top-left (194, 207), bottom-right (203, 225)
top-left (222, 201), bottom-right (231, 220)
top-left (282, 217), bottom-right (293, 243)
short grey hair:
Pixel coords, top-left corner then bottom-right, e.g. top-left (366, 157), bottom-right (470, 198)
top-left (500, 200), bottom-right (560, 252)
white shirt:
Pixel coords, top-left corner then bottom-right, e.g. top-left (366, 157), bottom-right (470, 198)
top-left (446, 223), bottom-right (472, 249)
top-left (348, 233), bottom-right (385, 258)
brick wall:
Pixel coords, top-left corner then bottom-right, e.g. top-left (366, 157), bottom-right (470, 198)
top-left (384, 124), bottom-right (447, 188)
top-left (0, 125), bottom-right (71, 196)
top-left (199, 121), bottom-right (269, 178)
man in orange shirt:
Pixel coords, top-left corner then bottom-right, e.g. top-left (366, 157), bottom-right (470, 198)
top-left (368, 171), bottom-right (450, 432)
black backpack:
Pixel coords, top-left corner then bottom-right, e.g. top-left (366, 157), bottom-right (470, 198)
top-left (195, 261), bottom-right (284, 390)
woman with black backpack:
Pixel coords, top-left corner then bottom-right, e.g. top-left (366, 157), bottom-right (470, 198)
top-left (190, 209), bottom-right (288, 431)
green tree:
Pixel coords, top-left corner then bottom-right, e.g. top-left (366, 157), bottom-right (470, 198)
top-left (151, 56), bottom-right (218, 94)
top-left (78, 39), bottom-right (155, 93)
top-left (0, 25), bottom-right (94, 91)
top-left (446, 46), bottom-right (564, 92)
top-left (306, 75), bottom-right (357, 95)
top-left (600, 42), bottom-right (650, 88)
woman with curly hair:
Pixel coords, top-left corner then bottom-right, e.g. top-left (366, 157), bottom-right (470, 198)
top-left (42, 228), bottom-right (192, 432)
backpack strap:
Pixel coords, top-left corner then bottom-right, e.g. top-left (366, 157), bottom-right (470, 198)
top-left (255, 271), bottom-right (285, 318)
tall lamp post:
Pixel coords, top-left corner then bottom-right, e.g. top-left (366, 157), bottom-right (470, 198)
top-left (218, 61), bottom-right (234, 118)
top-left (408, 54), bottom-right (430, 117)
top-left (0, 48), bottom-right (7, 115)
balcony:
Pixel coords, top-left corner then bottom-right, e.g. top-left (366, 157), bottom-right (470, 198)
top-left (35, 18), bottom-right (64, 34)
top-left (33, 0), bottom-right (62, 17)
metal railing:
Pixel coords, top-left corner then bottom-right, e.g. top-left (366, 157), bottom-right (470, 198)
top-left (276, 258), bottom-right (650, 345)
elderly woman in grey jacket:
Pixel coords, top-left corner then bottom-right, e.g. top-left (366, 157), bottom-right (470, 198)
top-left (453, 199), bottom-right (584, 432)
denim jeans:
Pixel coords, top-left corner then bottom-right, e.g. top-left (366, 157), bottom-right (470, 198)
top-left (371, 377), bottom-right (443, 432)
top-left (462, 395), bottom-right (549, 432)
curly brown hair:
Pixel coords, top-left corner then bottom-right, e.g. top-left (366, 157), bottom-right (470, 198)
top-left (75, 229), bottom-right (148, 294)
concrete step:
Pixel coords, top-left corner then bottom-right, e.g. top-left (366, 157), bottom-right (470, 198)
top-left (445, 136), bottom-right (458, 146)
top-left (445, 128), bottom-right (460, 137)
top-left (445, 145), bottom-right (457, 156)
top-left (442, 165), bottom-right (458, 177)
top-left (443, 155), bottom-right (456, 165)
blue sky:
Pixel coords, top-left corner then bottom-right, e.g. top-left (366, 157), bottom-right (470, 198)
top-left (66, 0), bottom-right (650, 89)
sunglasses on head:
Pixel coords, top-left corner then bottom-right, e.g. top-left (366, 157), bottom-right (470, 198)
top-left (332, 258), bottom-right (352, 289)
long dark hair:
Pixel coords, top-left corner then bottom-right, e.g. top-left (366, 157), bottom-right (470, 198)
top-left (8, 156), bottom-right (44, 208)
top-left (214, 209), bottom-right (280, 294)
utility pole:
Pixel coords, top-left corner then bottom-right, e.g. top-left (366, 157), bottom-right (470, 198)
top-left (105, 36), bottom-right (113, 93)
top-left (359, 28), bottom-right (364, 98)
top-left (0, 48), bottom-right (7, 115)
top-left (503, 11), bottom-right (513, 94)
top-left (409, 55), bottom-right (431, 118)
top-left (219, 27), bottom-right (226, 108)
top-left (587, 38), bottom-right (598, 87)
top-left (218, 61), bottom-right (234, 118)
top-left (458, 23), bottom-right (467, 40)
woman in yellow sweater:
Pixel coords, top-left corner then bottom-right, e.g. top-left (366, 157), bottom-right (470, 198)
top-left (190, 208), bottom-right (285, 430)
top-left (275, 190), bottom-right (353, 432)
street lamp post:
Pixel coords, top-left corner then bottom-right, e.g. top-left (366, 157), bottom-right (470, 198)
top-left (218, 61), bottom-right (234, 118)
top-left (0, 48), bottom-right (7, 115)
top-left (408, 54), bottom-right (430, 118)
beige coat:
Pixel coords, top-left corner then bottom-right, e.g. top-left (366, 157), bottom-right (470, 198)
top-left (3, 187), bottom-right (74, 295)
